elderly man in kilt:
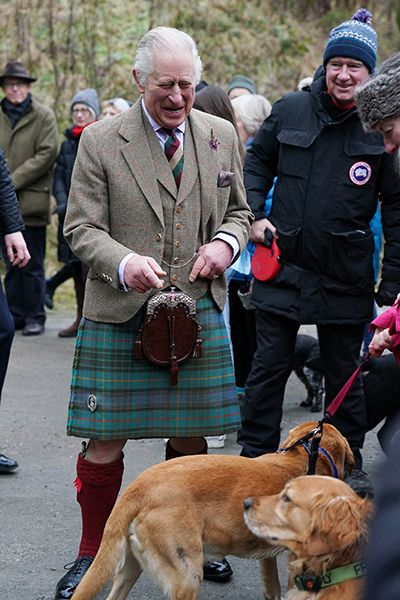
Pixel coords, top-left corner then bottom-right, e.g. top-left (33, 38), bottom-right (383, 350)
top-left (53, 26), bottom-right (252, 600)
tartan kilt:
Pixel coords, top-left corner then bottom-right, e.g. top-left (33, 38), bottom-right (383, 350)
top-left (67, 294), bottom-right (240, 440)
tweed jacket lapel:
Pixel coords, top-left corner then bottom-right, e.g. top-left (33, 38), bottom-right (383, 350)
top-left (143, 116), bottom-right (178, 198)
top-left (119, 101), bottom-right (165, 226)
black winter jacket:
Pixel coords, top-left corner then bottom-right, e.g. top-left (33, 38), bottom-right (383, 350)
top-left (52, 128), bottom-right (80, 263)
top-left (244, 76), bottom-right (400, 324)
top-left (0, 146), bottom-right (24, 238)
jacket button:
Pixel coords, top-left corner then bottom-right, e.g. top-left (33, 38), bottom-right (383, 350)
top-left (171, 274), bottom-right (178, 282)
top-left (173, 257), bottom-right (179, 264)
top-left (156, 233), bottom-right (162, 242)
top-left (176, 223), bottom-right (181, 230)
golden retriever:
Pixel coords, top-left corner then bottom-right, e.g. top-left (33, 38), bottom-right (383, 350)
top-left (244, 475), bottom-right (373, 600)
top-left (72, 422), bottom-right (354, 600)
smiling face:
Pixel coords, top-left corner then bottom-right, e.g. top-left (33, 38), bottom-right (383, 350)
top-left (326, 57), bottom-right (369, 107)
top-left (133, 49), bottom-right (195, 129)
top-left (376, 116), bottom-right (400, 154)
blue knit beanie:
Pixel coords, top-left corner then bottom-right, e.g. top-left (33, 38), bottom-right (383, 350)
top-left (323, 8), bottom-right (377, 73)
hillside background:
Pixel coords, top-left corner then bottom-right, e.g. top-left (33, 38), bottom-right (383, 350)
top-left (0, 0), bottom-right (399, 305)
top-left (1, 0), bottom-right (400, 129)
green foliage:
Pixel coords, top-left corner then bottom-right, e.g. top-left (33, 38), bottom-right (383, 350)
top-left (0, 0), bottom-right (398, 126)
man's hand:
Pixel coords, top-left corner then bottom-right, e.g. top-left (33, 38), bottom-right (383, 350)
top-left (250, 217), bottom-right (278, 243)
top-left (189, 240), bottom-right (232, 282)
top-left (124, 254), bottom-right (166, 293)
top-left (4, 232), bottom-right (30, 268)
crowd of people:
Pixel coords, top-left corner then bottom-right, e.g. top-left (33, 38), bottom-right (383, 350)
top-left (1, 6), bottom-right (400, 600)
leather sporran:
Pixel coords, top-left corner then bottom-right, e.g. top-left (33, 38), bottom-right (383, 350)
top-left (134, 288), bottom-right (202, 384)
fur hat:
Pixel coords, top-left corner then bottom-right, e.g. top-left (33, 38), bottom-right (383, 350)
top-left (323, 8), bottom-right (378, 73)
top-left (0, 60), bottom-right (36, 85)
top-left (71, 88), bottom-right (99, 118)
top-left (355, 51), bottom-right (400, 130)
top-left (227, 75), bottom-right (256, 95)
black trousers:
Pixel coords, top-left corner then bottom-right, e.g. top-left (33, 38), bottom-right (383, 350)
top-left (228, 279), bottom-right (257, 388)
top-left (238, 310), bottom-right (367, 463)
top-left (0, 277), bottom-right (14, 402)
top-left (4, 226), bottom-right (46, 327)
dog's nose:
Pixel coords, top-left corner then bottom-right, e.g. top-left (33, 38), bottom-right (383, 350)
top-left (243, 498), bottom-right (253, 511)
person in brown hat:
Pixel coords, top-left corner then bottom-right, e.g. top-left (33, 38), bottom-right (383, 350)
top-left (0, 61), bottom-right (58, 336)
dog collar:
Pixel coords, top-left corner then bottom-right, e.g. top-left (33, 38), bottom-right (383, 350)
top-left (294, 562), bottom-right (366, 592)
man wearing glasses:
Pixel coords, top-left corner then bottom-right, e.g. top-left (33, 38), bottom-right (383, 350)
top-left (0, 61), bottom-right (57, 336)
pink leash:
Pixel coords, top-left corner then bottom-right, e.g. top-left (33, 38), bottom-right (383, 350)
top-left (324, 354), bottom-right (370, 419)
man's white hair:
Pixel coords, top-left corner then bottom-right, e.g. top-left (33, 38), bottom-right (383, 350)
top-left (134, 27), bottom-right (202, 86)
top-left (232, 94), bottom-right (272, 137)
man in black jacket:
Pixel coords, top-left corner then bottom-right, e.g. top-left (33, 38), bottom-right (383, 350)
top-left (0, 147), bottom-right (30, 472)
top-left (238, 9), bottom-right (400, 472)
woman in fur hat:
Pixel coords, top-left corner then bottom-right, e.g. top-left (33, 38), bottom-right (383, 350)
top-left (356, 52), bottom-right (400, 358)
top-left (356, 51), bottom-right (400, 158)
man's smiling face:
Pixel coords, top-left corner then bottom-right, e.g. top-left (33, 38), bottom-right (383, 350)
top-left (134, 50), bottom-right (195, 129)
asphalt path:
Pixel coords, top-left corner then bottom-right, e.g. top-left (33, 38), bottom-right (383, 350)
top-left (0, 312), bottom-right (384, 600)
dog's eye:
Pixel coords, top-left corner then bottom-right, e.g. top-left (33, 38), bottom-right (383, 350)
top-left (282, 493), bottom-right (291, 503)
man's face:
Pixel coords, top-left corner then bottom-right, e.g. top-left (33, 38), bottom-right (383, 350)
top-left (134, 50), bottom-right (195, 129)
top-left (2, 78), bottom-right (31, 105)
top-left (326, 57), bottom-right (369, 107)
top-left (376, 117), bottom-right (400, 155)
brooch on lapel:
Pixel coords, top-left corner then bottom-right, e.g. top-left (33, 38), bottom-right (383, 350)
top-left (209, 128), bottom-right (220, 150)
top-left (217, 169), bottom-right (235, 188)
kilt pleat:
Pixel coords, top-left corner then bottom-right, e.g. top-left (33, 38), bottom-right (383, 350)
top-left (67, 295), bottom-right (240, 439)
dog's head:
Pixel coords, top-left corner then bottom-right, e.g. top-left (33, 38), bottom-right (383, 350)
top-left (281, 422), bottom-right (355, 479)
top-left (243, 475), bottom-right (372, 561)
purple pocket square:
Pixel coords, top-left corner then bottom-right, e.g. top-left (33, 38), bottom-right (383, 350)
top-left (217, 170), bottom-right (235, 188)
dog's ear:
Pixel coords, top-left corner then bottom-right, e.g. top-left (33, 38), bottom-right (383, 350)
top-left (304, 494), bottom-right (369, 556)
top-left (321, 425), bottom-right (355, 479)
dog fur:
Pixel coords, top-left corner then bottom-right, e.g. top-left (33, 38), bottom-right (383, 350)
top-left (244, 475), bottom-right (373, 600)
top-left (71, 422), bottom-right (354, 600)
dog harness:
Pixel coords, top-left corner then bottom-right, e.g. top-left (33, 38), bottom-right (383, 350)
top-left (294, 561), bottom-right (366, 592)
top-left (277, 423), bottom-right (338, 478)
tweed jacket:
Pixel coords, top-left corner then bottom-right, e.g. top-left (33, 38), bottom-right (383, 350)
top-left (64, 100), bottom-right (252, 323)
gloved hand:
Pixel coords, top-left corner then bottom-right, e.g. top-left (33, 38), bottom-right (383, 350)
top-left (375, 284), bottom-right (399, 307)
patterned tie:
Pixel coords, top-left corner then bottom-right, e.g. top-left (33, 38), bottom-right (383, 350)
top-left (162, 128), bottom-right (183, 188)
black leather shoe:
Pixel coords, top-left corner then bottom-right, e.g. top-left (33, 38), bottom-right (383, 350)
top-left (54, 556), bottom-right (94, 599)
top-left (203, 558), bottom-right (233, 582)
top-left (0, 453), bottom-right (18, 473)
top-left (22, 323), bottom-right (44, 336)
top-left (345, 468), bottom-right (375, 499)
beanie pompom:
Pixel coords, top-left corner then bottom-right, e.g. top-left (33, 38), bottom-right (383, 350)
top-left (352, 8), bottom-right (372, 25)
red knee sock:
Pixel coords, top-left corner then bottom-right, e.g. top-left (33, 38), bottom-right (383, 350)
top-left (165, 438), bottom-right (208, 460)
top-left (74, 452), bottom-right (124, 558)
